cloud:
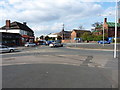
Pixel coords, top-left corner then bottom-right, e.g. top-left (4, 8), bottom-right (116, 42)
top-left (0, 0), bottom-right (115, 36)
top-left (1, 0), bottom-right (103, 22)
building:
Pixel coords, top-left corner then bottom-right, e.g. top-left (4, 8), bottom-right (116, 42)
top-left (71, 29), bottom-right (91, 42)
top-left (0, 20), bottom-right (35, 45)
top-left (93, 18), bottom-right (120, 38)
top-left (0, 32), bottom-right (21, 46)
top-left (59, 24), bottom-right (72, 40)
top-left (93, 25), bottom-right (103, 36)
top-left (47, 33), bottom-right (59, 40)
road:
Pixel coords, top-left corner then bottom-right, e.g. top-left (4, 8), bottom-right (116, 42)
top-left (1, 45), bottom-right (118, 88)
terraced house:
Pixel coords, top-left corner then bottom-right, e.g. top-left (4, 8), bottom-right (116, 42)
top-left (93, 18), bottom-right (120, 38)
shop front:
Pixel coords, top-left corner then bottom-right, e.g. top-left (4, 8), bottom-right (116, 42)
top-left (1, 32), bottom-right (22, 46)
top-left (22, 35), bottom-right (35, 45)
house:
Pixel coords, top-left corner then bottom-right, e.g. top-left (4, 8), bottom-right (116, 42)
top-left (47, 33), bottom-right (59, 40)
top-left (0, 20), bottom-right (35, 45)
top-left (71, 29), bottom-right (91, 42)
top-left (92, 25), bottom-right (103, 36)
top-left (55, 24), bottom-right (91, 43)
top-left (93, 18), bottom-right (120, 38)
top-left (59, 24), bottom-right (72, 40)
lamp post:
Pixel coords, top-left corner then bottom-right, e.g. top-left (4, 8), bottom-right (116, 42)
top-left (103, 22), bottom-right (105, 46)
top-left (114, 0), bottom-right (118, 58)
top-left (99, 13), bottom-right (111, 46)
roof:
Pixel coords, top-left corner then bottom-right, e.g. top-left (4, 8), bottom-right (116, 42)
top-left (0, 21), bottom-right (34, 32)
top-left (92, 30), bottom-right (101, 32)
top-left (64, 31), bottom-right (72, 33)
top-left (59, 31), bottom-right (72, 34)
top-left (96, 25), bottom-right (103, 28)
top-left (72, 29), bottom-right (91, 33)
top-left (107, 22), bottom-right (120, 27)
top-left (95, 22), bottom-right (120, 28)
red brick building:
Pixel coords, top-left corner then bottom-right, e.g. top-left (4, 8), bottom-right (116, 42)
top-left (71, 29), bottom-right (91, 42)
top-left (93, 18), bottom-right (120, 38)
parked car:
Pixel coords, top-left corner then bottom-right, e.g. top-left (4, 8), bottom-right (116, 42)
top-left (49, 42), bottom-right (63, 48)
top-left (45, 41), bottom-right (54, 45)
top-left (38, 40), bottom-right (46, 45)
top-left (0, 45), bottom-right (17, 53)
top-left (97, 40), bottom-right (111, 44)
top-left (24, 42), bottom-right (36, 47)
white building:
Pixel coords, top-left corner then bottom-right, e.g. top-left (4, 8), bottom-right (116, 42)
top-left (0, 20), bottom-right (35, 45)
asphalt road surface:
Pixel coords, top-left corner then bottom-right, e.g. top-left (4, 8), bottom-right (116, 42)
top-left (1, 45), bottom-right (118, 88)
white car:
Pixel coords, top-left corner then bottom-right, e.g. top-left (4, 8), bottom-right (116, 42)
top-left (49, 42), bottom-right (63, 48)
top-left (0, 45), bottom-right (17, 53)
top-left (24, 42), bottom-right (36, 47)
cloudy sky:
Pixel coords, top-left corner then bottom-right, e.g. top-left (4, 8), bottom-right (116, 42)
top-left (0, 0), bottom-right (119, 37)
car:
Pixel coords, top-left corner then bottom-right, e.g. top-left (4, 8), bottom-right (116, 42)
top-left (98, 40), bottom-right (111, 44)
top-left (45, 41), bottom-right (54, 45)
top-left (49, 42), bottom-right (63, 48)
top-left (0, 45), bottom-right (17, 53)
top-left (24, 42), bottom-right (36, 47)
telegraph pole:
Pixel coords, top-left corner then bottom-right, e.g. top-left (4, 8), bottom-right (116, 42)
top-left (62, 24), bottom-right (64, 40)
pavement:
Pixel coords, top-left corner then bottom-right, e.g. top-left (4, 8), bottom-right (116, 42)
top-left (65, 43), bottom-right (119, 50)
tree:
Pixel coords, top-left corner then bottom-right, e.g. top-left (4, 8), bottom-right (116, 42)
top-left (45, 36), bottom-right (50, 41)
top-left (81, 32), bottom-right (93, 41)
top-left (40, 35), bottom-right (44, 40)
top-left (92, 22), bottom-right (103, 28)
top-left (78, 25), bottom-right (84, 30)
top-left (57, 36), bottom-right (62, 40)
top-left (36, 37), bottom-right (39, 41)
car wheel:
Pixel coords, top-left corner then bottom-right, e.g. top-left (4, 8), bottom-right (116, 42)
top-left (9, 49), bottom-right (14, 52)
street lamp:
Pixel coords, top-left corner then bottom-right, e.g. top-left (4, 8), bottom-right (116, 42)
top-left (114, 0), bottom-right (118, 58)
top-left (98, 13), bottom-right (111, 46)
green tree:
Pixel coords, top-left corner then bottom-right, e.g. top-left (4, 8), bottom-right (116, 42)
top-left (92, 34), bottom-right (108, 41)
top-left (92, 22), bottom-right (103, 28)
top-left (40, 35), bottom-right (44, 39)
top-left (45, 36), bottom-right (50, 41)
top-left (81, 32), bottom-right (93, 41)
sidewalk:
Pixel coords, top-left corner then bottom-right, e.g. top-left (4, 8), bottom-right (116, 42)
top-left (65, 43), bottom-right (118, 50)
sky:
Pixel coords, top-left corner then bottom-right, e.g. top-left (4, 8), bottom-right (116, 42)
top-left (0, 0), bottom-right (119, 37)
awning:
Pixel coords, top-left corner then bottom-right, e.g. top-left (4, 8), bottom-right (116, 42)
top-left (22, 35), bottom-right (29, 38)
top-left (22, 35), bottom-right (35, 39)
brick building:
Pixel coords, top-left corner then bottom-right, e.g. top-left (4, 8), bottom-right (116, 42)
top-left (71, 29), bottom-right (91, 42)
top-left (0, 20), bottom-right (35, 46)
top-left (59, 24), bottom-right (72, 40)
top-left (93, 18), bottom-right (120, 38)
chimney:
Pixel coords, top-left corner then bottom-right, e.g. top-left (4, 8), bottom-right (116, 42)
top-left (104, 18), bottom-right (107, 23)
top-left (6, 20), bottom-right (10, 28)
top-left (118, 18), bottom-right (120, 23)
top-left (23, 22), bottom-right (27, 25)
